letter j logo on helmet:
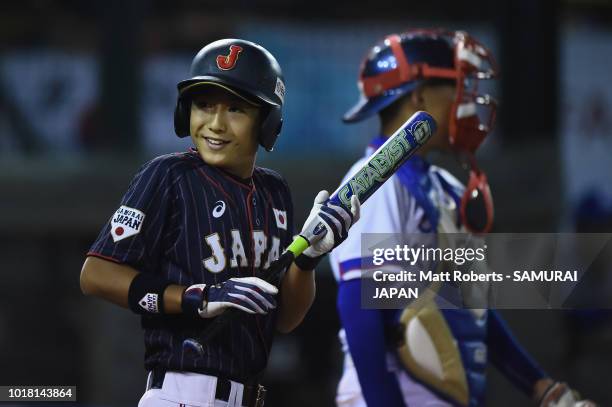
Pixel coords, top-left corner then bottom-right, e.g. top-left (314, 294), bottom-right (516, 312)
top-left (216, 45), bottom-right (243, 70)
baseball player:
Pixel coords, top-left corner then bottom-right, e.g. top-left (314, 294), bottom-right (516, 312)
top-left (79, 38), bottom-right (359, 407)
top-left (330, 29), bottom-right (595, 407)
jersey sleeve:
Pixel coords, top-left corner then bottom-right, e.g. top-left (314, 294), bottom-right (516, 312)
top-left (488, 310), bottom-right (547, 394)
top-left (88, 156), bottom-right (177, 273)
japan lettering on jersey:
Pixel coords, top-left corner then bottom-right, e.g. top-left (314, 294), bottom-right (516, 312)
top-left (87, 150), bottom-right (294, 381)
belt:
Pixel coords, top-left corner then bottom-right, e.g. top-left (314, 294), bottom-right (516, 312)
top-left (149, 369), bottom-right (265, 407)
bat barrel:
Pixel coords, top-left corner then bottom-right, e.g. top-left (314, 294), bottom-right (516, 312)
top-left (328, 111), bottom-right (436, 209)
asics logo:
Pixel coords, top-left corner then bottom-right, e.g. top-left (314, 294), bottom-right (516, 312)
top-left (212, 200), bottom-right (226, 218)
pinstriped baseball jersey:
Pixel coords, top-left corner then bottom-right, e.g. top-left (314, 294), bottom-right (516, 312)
top-left (88, 148), bottom-right (294, 381)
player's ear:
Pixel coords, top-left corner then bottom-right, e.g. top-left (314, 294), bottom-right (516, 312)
top-left (174, 96), bottom-right (192, 138)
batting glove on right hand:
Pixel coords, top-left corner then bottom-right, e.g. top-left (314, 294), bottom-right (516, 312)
top-left (182, 277), bottom-right (278, 318)
top-left (294, 190), bottom-right (360, 270)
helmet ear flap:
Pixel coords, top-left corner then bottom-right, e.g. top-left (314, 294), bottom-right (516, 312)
top-left (259, 105), bottom-right (282, 151)
top-left (174, 97), bottom-right (191, 138)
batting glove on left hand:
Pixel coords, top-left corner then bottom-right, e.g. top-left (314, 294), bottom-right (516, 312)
top-left (538, 381), bottom-right (597, 407)
top-left (182, 277), bottom-right (278, 318)
top-left (294, 190), bottom-right (360, 270)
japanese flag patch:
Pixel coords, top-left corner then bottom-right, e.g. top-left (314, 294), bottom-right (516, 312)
top-left (273, 208), bottom-right (287, 230)
top-left (111, 205), bottom-right (145, 242)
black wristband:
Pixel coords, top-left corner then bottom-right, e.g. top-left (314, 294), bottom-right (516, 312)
top-left (294, 253), bottom-right (324, 271)
top-left (127, 273), bottom-right (171, 315)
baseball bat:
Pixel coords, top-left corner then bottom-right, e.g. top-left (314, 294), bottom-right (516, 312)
top-left (182, 111), bottom-right (436, 353)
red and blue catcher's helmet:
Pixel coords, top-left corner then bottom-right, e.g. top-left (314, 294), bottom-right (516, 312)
top-left (346, 29), bottom-right (499, 234)
top-left (343, 31), bottom-right (455, 123)
top-left (344, 29), bottom-right (498, 155)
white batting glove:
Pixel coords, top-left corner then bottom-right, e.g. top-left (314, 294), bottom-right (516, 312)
top-left (538, 382), bottom-right (597, 407)
top-left (182, 277), bottom-right (278, 318)
top-left (294, 190), bottom-right (360, 270)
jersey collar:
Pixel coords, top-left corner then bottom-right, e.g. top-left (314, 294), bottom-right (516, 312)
top-left (367, 134), bottom-right (438, 230)
top-left (188, 148), bottom-right (254, 188)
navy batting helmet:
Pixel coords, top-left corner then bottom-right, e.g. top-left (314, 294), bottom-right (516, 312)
top-left (174, 39), bottom-right (285, 152)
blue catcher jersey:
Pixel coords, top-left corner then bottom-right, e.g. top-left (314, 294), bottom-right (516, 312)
top-left (88, 149), bottom-right (294, 382)
top-left (331, 136), bottom-right (487, 406)
top-left (332, 137), bottom-right (547, 407)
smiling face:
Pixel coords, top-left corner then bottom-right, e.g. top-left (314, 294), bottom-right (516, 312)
top-left (189, 86), bottom-right (261, 178)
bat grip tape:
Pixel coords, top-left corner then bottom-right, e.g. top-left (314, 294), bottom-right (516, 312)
top-left (287, 235), bottom-right (310, 257)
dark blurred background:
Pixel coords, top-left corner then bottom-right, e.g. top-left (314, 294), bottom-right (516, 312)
top-left (1, 0), bottom-right (612, 405)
